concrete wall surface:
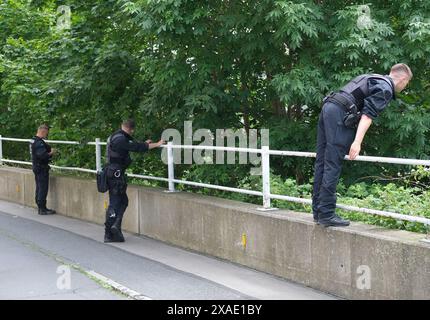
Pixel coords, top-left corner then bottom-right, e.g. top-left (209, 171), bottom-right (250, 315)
top-left (0, 166), bottom-right (429, 299)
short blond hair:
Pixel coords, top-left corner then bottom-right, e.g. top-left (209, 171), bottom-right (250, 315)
top-left (38, 124), bottom-right (50, 131)
top-left (390, 63), bottom-right (413, 80)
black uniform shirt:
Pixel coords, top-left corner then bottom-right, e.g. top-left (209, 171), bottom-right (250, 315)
top-left (30, 136), bottom-right (52, 167)
top-left (108, 129), bottom-right (149, 169)
top-left (362, 77), bottom-right (396, 120)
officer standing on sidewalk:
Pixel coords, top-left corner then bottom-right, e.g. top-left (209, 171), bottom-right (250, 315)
top-left (312, 63), bottom-right (413, 227)
top-left (30, 124), bottom-right (56, 215)
top-left (104, 119), bottom-right (165, 243)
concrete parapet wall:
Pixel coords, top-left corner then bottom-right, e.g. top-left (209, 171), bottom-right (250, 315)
top-left (0, 166), bottom-right (428, 299)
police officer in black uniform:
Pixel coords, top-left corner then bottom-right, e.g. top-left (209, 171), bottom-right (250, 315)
top-left (30, 124), bottom-right (56, 215)
top-left (104, 119), bottom-right (165, 243)
top-left (312, 63), bottom-right (413, 227)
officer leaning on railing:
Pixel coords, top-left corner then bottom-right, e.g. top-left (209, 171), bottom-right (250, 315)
top-left (312, 63), bottom-right (413, 227)
top-left (103, 119), bottom-right (165, 243)
top-left (29, 124), bottom-right (57, 215)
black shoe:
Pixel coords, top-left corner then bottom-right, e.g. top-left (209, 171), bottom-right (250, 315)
top-left (319, 214), bottom-right (350, 227)
top-left (38, 207), bottom-right (56, 216)
top-left (104, 233), bottom-right (124, 243)
top-left (45, 208), bottom-right (56, 215)
top-left (110, 226), bottom-right (125, 242)
top-left (103, 226), bottom-right (115, 243)
top-left (104, 233), bottom-right (114, 243)
top-left (38, 208), bottom-right (49, 215)
top-left (38, 208), bottom-right (55, 215)
top-left (111, 217), bottom-right (125, 242)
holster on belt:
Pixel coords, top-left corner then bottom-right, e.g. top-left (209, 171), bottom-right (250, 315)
top-left (323, 92), bottom-right (361, 129)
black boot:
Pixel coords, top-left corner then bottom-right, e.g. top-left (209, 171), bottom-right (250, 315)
top-left (110, 215), bottom-right (125, 242)
top-left (38, 207), bottom-right (56, 215)
top-left (104, 228), bottom-right (115, 243)
top-left (37, 201), bottom-right (46, 215)
top-left (38, 207), bottom-right (49, 215)
top-left (104, 207), bottom-right (123, 243)
top-left (319, 214), bottom-right (350, 227)
top-left (37, 200), bottom-right (55, 215)
top-left (45, 208), bottom-right (56, 215)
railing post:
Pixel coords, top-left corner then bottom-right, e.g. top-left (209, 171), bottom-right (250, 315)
top-left (95, 138), bottom-right (102, 172)
top-left (257, 146), bottom-right (277, 211)
top-left (0, 135), bottom-right (3, 165)
top-left (262, 146), bottom-right (271, 208)
top-left (166, 141), bottom-right (176, 192)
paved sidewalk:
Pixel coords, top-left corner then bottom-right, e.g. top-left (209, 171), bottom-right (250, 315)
top-left (0, 200), bottom-right (335, 300)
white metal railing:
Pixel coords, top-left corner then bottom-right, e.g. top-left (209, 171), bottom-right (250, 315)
top-left (1, 135), bottom-right (430, 231)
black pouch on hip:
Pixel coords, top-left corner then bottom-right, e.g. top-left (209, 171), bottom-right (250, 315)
top-left (343, 104), bottom-right (360, 129)
top-left (96, 166), bottom-right (108, 193)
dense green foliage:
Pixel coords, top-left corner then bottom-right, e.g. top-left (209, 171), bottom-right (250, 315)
top-left (1, 0), bottom-right (429, 232)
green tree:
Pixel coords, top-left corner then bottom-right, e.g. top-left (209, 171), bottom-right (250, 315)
top-left (1, 0), bottom-right (429, 188)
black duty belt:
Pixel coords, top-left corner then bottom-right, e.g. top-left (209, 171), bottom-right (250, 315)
top-left (33, 162), bottom-right (49, 167)
top-left (323, 92), bottom-right (356, 111)
top-left (108, 158), bottom-right (125, 165)
top-left (107, 159), bottom-right (127, 174)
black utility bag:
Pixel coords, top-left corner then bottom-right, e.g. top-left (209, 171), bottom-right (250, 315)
top-left (96, 166), bottom-right (109, 193)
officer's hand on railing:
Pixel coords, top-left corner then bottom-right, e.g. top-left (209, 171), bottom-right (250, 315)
top-left (349, 141), bottom-right (361, 160)
top-left (145, 139), bottom-right (153, 144)
top-left (157, 139), bottom-right (166, 147)
top-left (147, 139), bottom-right (166, 150)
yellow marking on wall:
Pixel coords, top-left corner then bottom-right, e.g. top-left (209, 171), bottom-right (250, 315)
top-left (104, 200), bottom-right (108, 210)
top-left (16, 185), bottom-right (20, 193)
top-left (242, 233), bottom-right (247, 249)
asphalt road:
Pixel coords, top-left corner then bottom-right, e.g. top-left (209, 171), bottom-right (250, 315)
top-left (0, 201), bottom-right (335, 300)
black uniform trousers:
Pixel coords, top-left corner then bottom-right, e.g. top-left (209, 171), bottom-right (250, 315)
top-left (34, 166), bottom-right (50, 209)
top-left (105, 166), bottom-right (128, 231)
top-left (312, 102), bottom-right (356, 219)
